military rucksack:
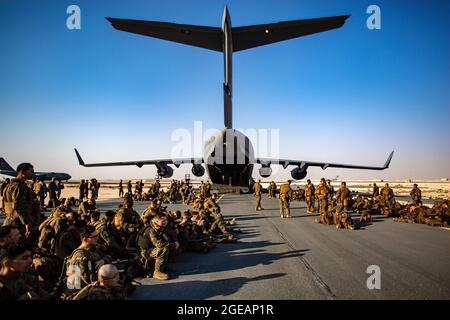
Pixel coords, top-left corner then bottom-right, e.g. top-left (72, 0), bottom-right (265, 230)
top-left (136, 225), bottom-right (153, 250)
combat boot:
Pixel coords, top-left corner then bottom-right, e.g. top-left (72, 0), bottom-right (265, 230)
top-left (153, 270), bottom-right (169, 280)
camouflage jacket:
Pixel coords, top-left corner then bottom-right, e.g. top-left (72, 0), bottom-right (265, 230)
top-left (0, 272), bottom-right (51, 300)
top-left (71, 281), bottom-right (125, 300)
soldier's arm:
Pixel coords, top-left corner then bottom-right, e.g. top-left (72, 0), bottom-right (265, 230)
top-left (12, 184), bottom-right (30, 225)
top-left (150, 230), bottom-right (169, 248)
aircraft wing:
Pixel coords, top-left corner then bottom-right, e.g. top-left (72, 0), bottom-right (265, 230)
top-left (105, 17), bottom-right (222, 52)
top-left (74, 149), bottom-right (203, 168)
top-left (257, 151), bottom-right (394, 171)
top-left (232, 15), bottom-right (350, 52)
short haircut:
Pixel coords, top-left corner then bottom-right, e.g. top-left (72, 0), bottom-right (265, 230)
top-left (4, 242), bottom-right (32, 260)
top-left (80, 225), bottom-right (96, 239)
top-left (153, 213), bottom-right (167, 221)
top-left (105, 210), bottom-right (115, 218)
top-left (0, 226), bottom-right (18, 241)
top-left (16, 163), bottom-right (33, 173)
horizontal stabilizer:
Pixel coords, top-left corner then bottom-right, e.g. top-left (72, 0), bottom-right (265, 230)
top-left (232, 15), bottom-right (350, 51)
top-left (106, 17), bottom-right (222, 52)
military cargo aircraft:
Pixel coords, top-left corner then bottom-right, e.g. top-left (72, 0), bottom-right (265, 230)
top-left (75, 6), bottom-right (393, 187)
top-left (0, 157), bottom-right (72, 181)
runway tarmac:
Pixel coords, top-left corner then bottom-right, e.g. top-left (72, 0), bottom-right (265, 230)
top-left (1, 194), bottom-right (448, 299)
top-left (96, 194), bottom-right (450, 300)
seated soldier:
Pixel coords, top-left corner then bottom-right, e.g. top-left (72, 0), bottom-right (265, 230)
top-left (65, 226), bottom-right (112, 293)
top-left (114, 196), bottom-right (142, 248)
top-left (93, 210), bottom-right (131, 259)
top-left (78, 198), bottom-right (96, 216)
top-left (140, 200), bottom-right (160, 224)
top-left (0, 226), bottom-right (21, 250)
top-left (54, 219), bottom-right (87, 260)
top-left (71, 264), bottom-right (126, 300)
top-left (137, 213), bottom-right (179, 280)
top-left (0, 243), bottom-right (51, 300)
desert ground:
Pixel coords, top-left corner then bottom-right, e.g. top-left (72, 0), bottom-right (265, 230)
top-left (54, 179), bottom-right (450, 202)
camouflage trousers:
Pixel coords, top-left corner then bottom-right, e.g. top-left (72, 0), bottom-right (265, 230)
top-left (306, 196), bottom-right (315, 212)
top-left (279, 198), bottom-right (290, 217)
top-left (255, 194), bottom-right (262, 210)
top-left (141, 246), bottom-right (169, 273)
top-left (318, 197), bottom-right (328, 213)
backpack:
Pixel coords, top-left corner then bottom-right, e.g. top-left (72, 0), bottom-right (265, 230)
top-left (136, 225), bottom-right (153, 250)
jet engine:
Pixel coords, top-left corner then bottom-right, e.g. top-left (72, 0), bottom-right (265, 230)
top-left (291, 166), bottom-right (307, 180)
top-left (259, 166), bottom-right (272, 178)
top-left (156, 162), bottom-right (174, 178)
top-left (191, 164), bottom-right (205, 177)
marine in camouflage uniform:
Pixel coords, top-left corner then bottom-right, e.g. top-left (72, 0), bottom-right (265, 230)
top-left (71, 264), bottom-right (126, 300)
top-left (1, 178), bottom-right (10, 213)
top-left (305, 180), bottom-right (315, 213)
top-left (327, 181), bottom-right (335, 204)
top-left (372, 183), bottom-right (379, 197)
top-left (54, 220), bottom-right (87, 260)
top-left (137, 213), bottom-right (173, 280)
top-left (0, 243), bottom-right (51, 300)
top-left (2, 163), bottom-right (41, 244)
top-left (114, 196), bottom-right (142, 248)
top-left (380, 183), bottom-right (394, 208)
top-left (118, 180), bottom-right (124, 198)
top-left (253, 180), bottom-right (263, 211)
top-left (93, 210), bottom-right (130, 259)
top-left (335, 182), bottom-right (351, 211)
top-left (315, 178), bottom-right (329, 214)
top-left (78, 180), bottom-right (85, 202)
top-left (65, 226), bottom-right (112, 293)
top-left (410, 184), bottom-right (422, 206)
top-left (279, 181), bottom-right (292, 218)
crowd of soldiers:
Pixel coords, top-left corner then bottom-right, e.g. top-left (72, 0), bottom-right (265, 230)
top-left (78, 179), bottom-right (101, 202)
top-left (0, 163), bottom-right (239, 300)
top-left (254, 179), bottom-right (449, 230)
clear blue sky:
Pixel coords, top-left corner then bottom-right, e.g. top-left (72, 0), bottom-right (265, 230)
top-left (0, 0), bottom-right (449, 180)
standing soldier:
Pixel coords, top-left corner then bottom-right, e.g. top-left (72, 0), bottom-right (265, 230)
top-left (2, 163), bottom-right (41, 240)
top-left (83, 179), bottom-right (89, 200)
top-left (56, 179), bottom-right (63, 200)
top-left (1, 178), bottom-right (10, 213)
top-left (89, 179), bottom-right (95, 200)
top-left (270, 181), bottom-right (277, 198)
top-left (79, 179), bottom-right (85, 202)
top-left (372, 183), bottom-right (379, 197)
top-left (48, 178), bottom-right (58, 208)
top-left (118, 180), bottom-right (124, 198)
top-left (205, 181), bottom-right (212, 198)
top-left (381, 183), bottom-right (394, 208)
top-left (305, 179), bottom-right (315, 213)
top-left (335, 181), bottom-right (351, 211)
top-left (127, 180), bottom-right (132, 196)
top-left (327, 180), bottom-right (335, 204)
top-left (253, 179), bottom-right (263, 211)
top-left (410, 183), bottom-right (422, 206)
top-left (316, 178), bottom-right (329, 214)
top-left (94, 179), bottom-right (100, 199)
top-left (279, 180), bottom-right (292, 218)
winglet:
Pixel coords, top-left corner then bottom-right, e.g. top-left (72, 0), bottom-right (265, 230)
top-left (74, 148), bottom-right (85, 166)
top-left (383, 151), bottom-right (394, 169)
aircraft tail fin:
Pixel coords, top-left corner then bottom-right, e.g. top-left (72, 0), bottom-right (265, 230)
top-left (0, 158), bottom-right (15, 172)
